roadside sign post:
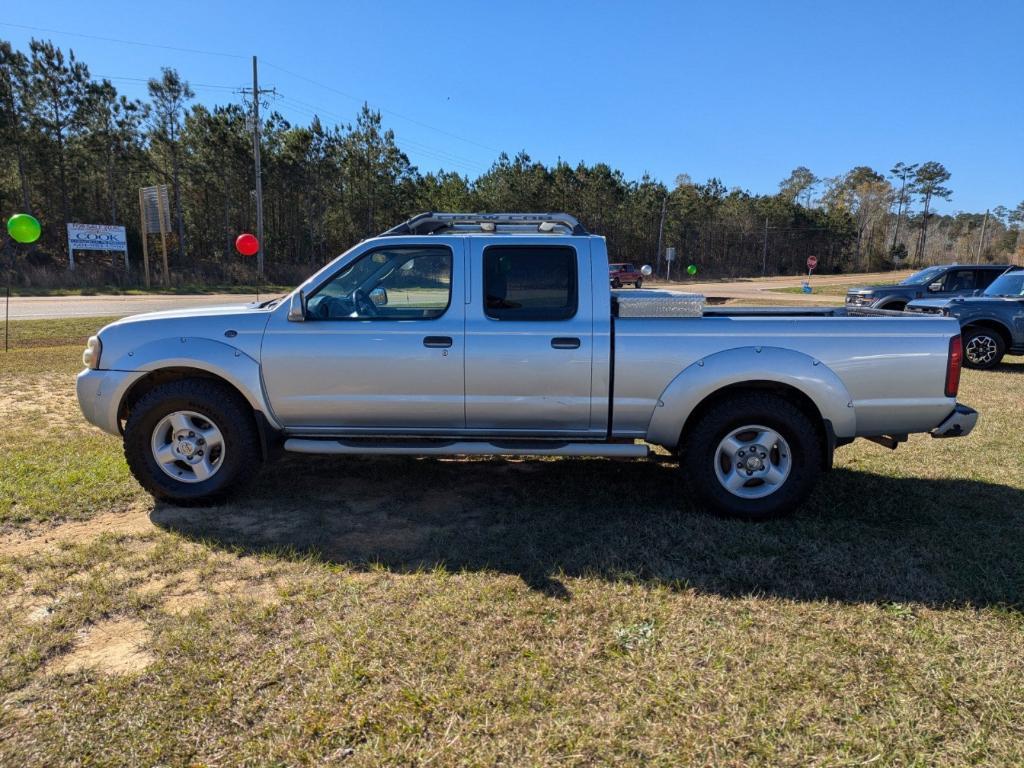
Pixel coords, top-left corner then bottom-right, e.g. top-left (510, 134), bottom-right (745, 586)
top-left (155, 190), bottom-right (170, 287)
top-left (665, 247), bottom-right (676, 280)
top-left (139, 185), bottom-right (172, 287)
top-left (803, 256), bottom-right (818, 294)
top-left (65, 224), bottom-right (128, 273)
top-left (138, 188), bottom-right (151, 288)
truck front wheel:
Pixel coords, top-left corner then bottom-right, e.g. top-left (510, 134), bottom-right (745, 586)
top-left (123, 378), bottom-right (261, 505)
top-left (681, 393), bottom-right (823, 520)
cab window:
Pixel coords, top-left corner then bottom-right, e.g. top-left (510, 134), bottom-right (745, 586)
top-left (483, 245), bottom-right (578, 321)
top-left (306, 246), bottom-right (452, 320)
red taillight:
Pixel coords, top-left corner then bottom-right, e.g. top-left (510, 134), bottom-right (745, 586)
top-left (945, 334), bottom-right (962, 398)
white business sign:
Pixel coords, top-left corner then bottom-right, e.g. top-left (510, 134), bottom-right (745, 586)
top-left (66, 223), bottom-right (128, 271)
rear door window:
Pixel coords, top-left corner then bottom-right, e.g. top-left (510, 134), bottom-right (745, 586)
top-left (945, 270), bottom-right (976, 292)
top-left (483, 246), bottom-right (578, 321)
top-left (976, 269), bottom-right (1000, 288)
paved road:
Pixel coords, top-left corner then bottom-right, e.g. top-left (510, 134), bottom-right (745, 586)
top-left (5, 292), bottom-right (266, 320)
top-left (4, 271), bottom-right (912, 320)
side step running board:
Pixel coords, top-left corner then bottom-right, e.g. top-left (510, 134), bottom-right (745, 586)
top-left (283, 439), bottom-right (649, 459)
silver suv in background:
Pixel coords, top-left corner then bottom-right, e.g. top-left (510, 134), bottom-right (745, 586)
top-left (845, 264), bottom-right (1010, 311)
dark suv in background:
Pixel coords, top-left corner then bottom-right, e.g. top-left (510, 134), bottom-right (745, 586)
top-left (845, 264), bottom-right (1011, 311)
top-left (906, 267), bottom-right (1024, 369)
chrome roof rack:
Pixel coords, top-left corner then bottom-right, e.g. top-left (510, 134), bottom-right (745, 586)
top-left (379, 212), bottom-right (589, 237)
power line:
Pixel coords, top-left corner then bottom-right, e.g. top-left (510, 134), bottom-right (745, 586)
top-left (0, 21), bottom-right (247, 59)
top-left (282, 104), bottom-right (486, 171)
top-left (96, 74), bottom-right (239, 91)
top-left (263, 60), bottom-right (502, 155)
top-left (2, 21), bottom-right (501, 166)
top-left (273, 95), bottom-right (488, 174)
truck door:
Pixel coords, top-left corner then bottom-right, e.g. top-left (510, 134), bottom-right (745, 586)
top-left (465, 239), bottom-right (596, 433)
top-left (261, 239), bottom-right (466, 431)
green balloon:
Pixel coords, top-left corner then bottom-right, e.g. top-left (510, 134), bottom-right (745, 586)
top-left (6, 213), bottom-right (41, 244)
top-left (687, 264), bottom-right (697, 276)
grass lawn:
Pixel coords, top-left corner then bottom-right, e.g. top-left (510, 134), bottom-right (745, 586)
top-left (1, 316), bottom-right (1023, 766)
top-left (769, 280), bottom-right (899, 296)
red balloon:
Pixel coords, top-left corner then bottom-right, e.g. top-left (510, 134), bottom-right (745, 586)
top-left (235, 233), bottom-right (259, 256)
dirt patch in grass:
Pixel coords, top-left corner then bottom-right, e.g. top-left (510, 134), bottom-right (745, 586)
top-left (0, 504), bottom-right (154, 556)
top-left (46, 618), bottom-right (154, 676)
top-left (147, 568), bottom-right (287, 616)
top-left (0, 374), bottom-right (83, 430)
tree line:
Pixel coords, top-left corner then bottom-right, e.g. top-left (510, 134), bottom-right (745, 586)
top-left (1, 38), bottom-right (1022, 288)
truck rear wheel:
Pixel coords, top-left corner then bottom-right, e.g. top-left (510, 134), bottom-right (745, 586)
top-left (634, 278), bottom-right (643, 288)
top-left (681, 392), bottom-right (823, 520)
top-left (962, 327), bottom-right (1005, 369)
top-left (123, 378), bottom-right (261, 505)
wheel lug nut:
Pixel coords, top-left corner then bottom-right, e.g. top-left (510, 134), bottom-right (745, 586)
top-left (189, 431), bottom-right (195, 437)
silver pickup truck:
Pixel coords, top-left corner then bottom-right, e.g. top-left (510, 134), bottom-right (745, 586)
top-left (77, 213), bottom-right (977, 519)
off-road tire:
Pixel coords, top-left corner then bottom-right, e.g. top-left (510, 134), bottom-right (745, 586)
top-left (124, 378), bottom-right (261, 505)
top-left (962, 327), bottom-right (1006, 370)
top-left (681, 392), bottom-right (824, 520)
top-left (634, 278), bottom-right (644, 288)
top-left (611, 278), bottom-right (622, 289)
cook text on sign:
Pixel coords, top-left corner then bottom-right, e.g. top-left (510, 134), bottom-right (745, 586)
top-left (66, 224), bottom-right (128, 271)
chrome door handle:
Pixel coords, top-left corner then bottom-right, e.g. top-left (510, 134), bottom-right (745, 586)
top-left (551, 337), bottom-right (581, 349)
top-left (423, 336), bottom-right (453, 348)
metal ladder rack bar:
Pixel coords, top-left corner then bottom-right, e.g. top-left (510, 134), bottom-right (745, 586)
top-left (379, 212), bottom-right (589, 237)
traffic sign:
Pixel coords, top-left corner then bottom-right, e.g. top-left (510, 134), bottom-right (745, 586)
top-left (806, 255), bottom-right (818, 271)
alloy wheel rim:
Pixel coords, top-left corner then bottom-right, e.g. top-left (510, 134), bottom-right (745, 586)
top-left (965, 335), bottom-right (997, 365)
top-left (713, 424), bottom-right (792, 499)
top-left (150, 410), bottom-right (225, 483)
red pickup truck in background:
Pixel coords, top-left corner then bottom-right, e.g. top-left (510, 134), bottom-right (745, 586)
top-left (609, 262), bottom-right (644, 288)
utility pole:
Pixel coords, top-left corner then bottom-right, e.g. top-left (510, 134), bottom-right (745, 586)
top-left (655, 196), bottom-right (667, 278)
top-left (251, 56), bottom-right (265, 278)
top-left (975, 209), bottom-right (989, 264)
top-left (238, 56), bottom-right (276, 278)
top-left (761, 216), bottom-right (769, 276)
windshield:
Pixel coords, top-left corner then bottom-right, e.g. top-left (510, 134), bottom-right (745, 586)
top-left (900, 266), bottom-right (946, 285)
top-left (983, 272), bottom-right (1024, 297)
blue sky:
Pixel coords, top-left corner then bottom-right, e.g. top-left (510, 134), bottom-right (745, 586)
top-left (4, 0), bottom-right (1022, 213)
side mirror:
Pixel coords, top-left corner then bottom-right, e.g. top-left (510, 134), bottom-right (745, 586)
top-left (640, 265), bottom-right (653, 277)
top-left (288, 290), bottom-right (307, 322)
top-left (369, 286), bottom-right (389, 306)
top-left (928, 281), bottom-right (943, 292)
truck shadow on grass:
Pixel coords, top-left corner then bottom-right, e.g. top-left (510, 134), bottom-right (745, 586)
top-left (152, 456), bottom-right (1024, 608)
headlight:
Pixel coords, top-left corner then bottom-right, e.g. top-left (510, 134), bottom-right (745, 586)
top-left (83, 335), bottom-right (102, 369)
